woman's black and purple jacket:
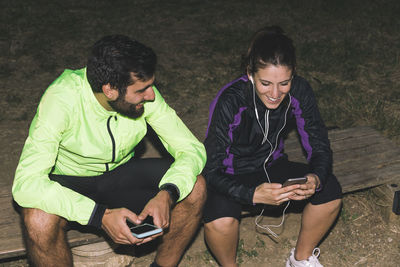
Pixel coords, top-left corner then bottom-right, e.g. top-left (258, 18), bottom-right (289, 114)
top-left (203, 75), bottom-right (333, 204)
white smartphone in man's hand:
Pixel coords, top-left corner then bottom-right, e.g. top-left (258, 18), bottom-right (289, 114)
top-left (129, 223), bottom-right (162, 239)
top-left (282, 177), bottom-right (308, 187)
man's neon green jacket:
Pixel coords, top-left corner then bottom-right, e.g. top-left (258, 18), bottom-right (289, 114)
top-left (12, 68), bottom-right (206, 226)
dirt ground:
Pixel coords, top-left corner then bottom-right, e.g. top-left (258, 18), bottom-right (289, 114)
top-left (1, 0), bottom-right (400, 266)
top-left (129, 190), bottom-right (400, 267)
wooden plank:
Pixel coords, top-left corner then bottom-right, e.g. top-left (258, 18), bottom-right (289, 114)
top-left (0, 236), bottom-right (25, 260)
top-left (0, 231), bottom-right (104, 260)
top-left (67, 231), bottom-right (104, 249)
top-left (283, 127), bottom-right (400, 193)
top-left (338, 167), bottom-right (400, 193)
top-left (0, 219), bottom-right (104, 260)
top-left (284, 126), bottom-right (394, 160)
top-left (0, 183), bottom-right (24, 259)
top-left (328, 126), bottom-right (377, 140)
top-left (333, 150), bottom-right (400, 174)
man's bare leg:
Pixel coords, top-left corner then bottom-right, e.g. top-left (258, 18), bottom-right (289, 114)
top-left (204, 217), bottom-right (240, 267)
top-left (22, 208), bottom-right (72, 267)
top-left (154, 175), bottom-right (207, 267)
top-left (294, 198), bottom-right (342, 260)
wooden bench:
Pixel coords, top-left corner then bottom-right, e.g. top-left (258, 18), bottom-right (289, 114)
top-left (284, 126), bottom-right (400, 193)
top-left (1, 126), bottom-right (400, 262)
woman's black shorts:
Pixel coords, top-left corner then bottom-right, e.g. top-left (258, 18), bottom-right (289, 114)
top-left (203, 158), bottom-right (342, 223)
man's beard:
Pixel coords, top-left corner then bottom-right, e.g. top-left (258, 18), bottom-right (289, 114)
top-left (108, 94), bottom-right (144, 119)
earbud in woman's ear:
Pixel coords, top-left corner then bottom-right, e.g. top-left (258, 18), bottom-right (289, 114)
top-left (249, 76), bottom-right (254, 84)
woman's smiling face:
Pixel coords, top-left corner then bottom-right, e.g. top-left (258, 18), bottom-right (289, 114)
top-left (249, 64), bottom-right (293, 109)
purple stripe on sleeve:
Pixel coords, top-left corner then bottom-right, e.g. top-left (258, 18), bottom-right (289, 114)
top-left (222, 154), bottom-right (234, 174)
top-left (223, 107), bottom-right (247, 174)
top-left (272, 138), bottom-right (285, 161)
top-left (205, 76), bottom-right (248, 137)
top-left (290, 96), bottom-right (313, 161)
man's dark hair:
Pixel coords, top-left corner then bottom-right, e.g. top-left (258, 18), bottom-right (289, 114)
top-left (87, 35), bottom-right (157, 95)
top-left (243, 25), bottom-right (296, 75)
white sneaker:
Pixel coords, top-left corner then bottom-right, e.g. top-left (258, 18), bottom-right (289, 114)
top-left (285, 248), bottom-right (323, 267)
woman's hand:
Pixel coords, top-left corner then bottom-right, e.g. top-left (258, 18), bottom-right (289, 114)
top-left (252, 182), bottom-right (300, 205)
top-left (289, 173), bottom-right (320, 201)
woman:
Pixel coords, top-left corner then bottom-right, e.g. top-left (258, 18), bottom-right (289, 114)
top-left (203, 26), bottom-right (342, 267)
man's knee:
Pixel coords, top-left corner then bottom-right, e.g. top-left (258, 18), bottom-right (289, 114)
top-left (22, 208), bottom-right (68, 246)
top-left (183, 174), bottom-right (207, 207)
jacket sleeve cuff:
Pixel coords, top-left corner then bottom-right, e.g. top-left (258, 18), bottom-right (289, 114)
top-left (309, 172), bottom-right (324, 192)
top-left (88, 203), bottom-right (107, 228)
top-left (249, 186), bottom-right (257, 205)
top-left (159, 183), bottom-right (180, 204)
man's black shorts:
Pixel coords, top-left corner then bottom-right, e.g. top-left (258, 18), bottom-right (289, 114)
top-left (203, 158), bottom-right (342, 223)
top-left (50, 158), bottom-right (172, 216)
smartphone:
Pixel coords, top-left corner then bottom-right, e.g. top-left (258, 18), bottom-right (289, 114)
top-left (283, 177), bottom-right (308, 187)
top-left (129, 223), bottom-right (162, 239)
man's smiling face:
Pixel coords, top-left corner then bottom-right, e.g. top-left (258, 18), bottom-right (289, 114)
top-left (108, 75), bottom-right (156, 118)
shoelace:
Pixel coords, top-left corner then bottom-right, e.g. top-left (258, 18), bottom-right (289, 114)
top-left (290, 248), bottom-right (321, 267)
top-left (306, 248), bottom-right (321, 266)
top-left (310, 248), bottom-right (320, 260)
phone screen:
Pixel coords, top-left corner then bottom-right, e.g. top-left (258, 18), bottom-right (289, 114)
top-left (283, 177), bottom-right (307, 187)
top-left (130, 224), bottom-right (158, 235)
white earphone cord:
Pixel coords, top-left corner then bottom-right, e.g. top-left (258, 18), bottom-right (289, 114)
top-left (251, 78), bottom-right (292, 238)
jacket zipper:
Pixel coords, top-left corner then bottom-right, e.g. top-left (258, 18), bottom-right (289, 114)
top-left (105, 116), bottom-right (117, 171)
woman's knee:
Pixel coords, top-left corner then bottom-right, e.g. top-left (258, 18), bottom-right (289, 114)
top-left (205, 217), bottom-right (239, 234)
top-left (310, 198), bottom-right (342, 216)
top-left (327, 198), bottom-right (342, 214)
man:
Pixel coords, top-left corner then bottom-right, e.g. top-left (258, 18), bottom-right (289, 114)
top-left (12, 35), bottom-right (207, 267)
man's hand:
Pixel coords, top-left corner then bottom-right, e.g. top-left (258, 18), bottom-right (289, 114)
top-left (138, 190), bottom-right (173, 229)
top-left (289, 173), bottom-right (320, 201)
top-left (253, 182), bottom-right (300, 205)
top-left (101, 208), bottom-right (159, 245)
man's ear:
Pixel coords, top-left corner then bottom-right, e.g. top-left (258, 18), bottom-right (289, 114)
top-left (102, 84), bottom-right (119, 100)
